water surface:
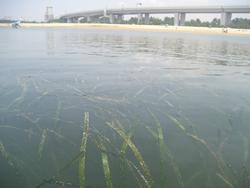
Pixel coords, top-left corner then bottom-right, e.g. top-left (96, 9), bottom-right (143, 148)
top-left (0, 28), bottom-right (250, 188)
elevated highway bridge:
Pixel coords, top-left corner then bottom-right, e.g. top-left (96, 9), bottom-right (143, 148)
top-left (60, 6), bottom-right (250, 26)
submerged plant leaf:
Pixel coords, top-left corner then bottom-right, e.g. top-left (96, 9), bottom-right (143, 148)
top-left (0, 141), bottom-right (15, 167)
top-left (120, 130), bottom-right (133, 158)
top-left (134, 86), bottom-right (148, 98)
top-left (47, 128), bottom-right (75, 146)
top-left (187, 133), bottom-right (235, 187)
top-left (242, 135), bottom-right (249, 164)
top-left (8, 77), bottom-right (28, 109)
top-left (149, 111), bottom-right (167, 187)
top-left (166, 112), bottom-right (236, 187)
top-left (31, 79), bottom-right (43, 94)
top-left (79, 112), bottom-right (90, 188)
top-left (83, 94), bottom-right (127, 104)
top-left (92, 127), bottom-right (146, 188)
top-left (99, 140), bottom-right (113, 188)
top-left (149, 110), bottom-right (184, 188)
top-left (216, 173), bottom-right (234, 188)
top-left (0, 125), bottom-right (23, 132)
top-left (54, 101), bottom-right (63, 131)
top-left (165, 112), bottom-right (186, 131)
top-left (107, 121), bottom-right (154, 187)
top-left (126, 159), bottom-right (151, 188)
top-left (38, 129), bottom-right (48, 160)
top-left (91, 133), bottom-right (113, 188)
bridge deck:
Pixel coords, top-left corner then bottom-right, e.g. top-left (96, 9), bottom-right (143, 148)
top-left (60, 6), bottom-right (250, 19)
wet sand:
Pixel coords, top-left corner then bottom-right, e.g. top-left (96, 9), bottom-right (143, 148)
top-left (1, 23), bottom-right (250, 36)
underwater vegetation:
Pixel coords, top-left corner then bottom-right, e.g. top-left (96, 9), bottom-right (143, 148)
top-left (0, 56), bottom-right (249, 188)
top-left (32, 111), bottom-right (249, 188)
top-left (0, 73), bottom-right (250, 188)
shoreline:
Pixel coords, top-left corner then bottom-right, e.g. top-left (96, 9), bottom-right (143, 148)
top-left (1, 23), bottom-right (250, 36)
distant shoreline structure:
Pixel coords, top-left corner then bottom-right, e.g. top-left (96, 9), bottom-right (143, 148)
top-left (0, 23), bottom-right (250, 36)
top-left (60, 5), bottom-right (250, 27)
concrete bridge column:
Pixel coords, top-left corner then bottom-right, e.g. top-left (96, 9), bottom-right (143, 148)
top-left (109, 14), bottom-right (115, 24)
top-left (104, 9), bottom-right (107, 17)
top-left (138, 14), bottom-right (143, 24)
top-left (174, 13), bottom-right (186, 26)
top-left (174, 13), bottom-right (180, 26)
top-left (67, 18), bottom-right (72, 23)
top-left (221, 12), bottom-right (232, 26)
top-left (87, 16), bottom-right (93, 23)
top-left (72, 17), bottom-right (78, 23)
top-left (180, 13), bottom-right (186, 26)
top-left (145, 13), bottom-right (150, 24)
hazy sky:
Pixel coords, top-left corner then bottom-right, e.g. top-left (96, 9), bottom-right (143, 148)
top-left (0, 0), bottom-right (249, 21)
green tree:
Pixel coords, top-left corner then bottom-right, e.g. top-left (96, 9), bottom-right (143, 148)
top-left (149, 17), bottom-right (163, 25)
top-left (127, 17), bottom-right (138, 24)
top-left (163, 17), bottom-right (174, 25)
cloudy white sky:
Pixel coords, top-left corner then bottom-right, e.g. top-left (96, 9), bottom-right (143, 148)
top-left (0, 0), bottom-right (249, 21)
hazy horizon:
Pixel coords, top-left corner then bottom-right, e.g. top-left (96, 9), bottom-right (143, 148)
top-left (0, 0), bottom-right (250, 21)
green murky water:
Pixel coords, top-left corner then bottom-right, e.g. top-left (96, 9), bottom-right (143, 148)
top-left (0, 28), bottom-right (250, 188)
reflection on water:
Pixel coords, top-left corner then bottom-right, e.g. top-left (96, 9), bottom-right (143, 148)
top-left (0, 28), bottom-right (250, 188)
top-left (46, 32), bottom-right (55, 56)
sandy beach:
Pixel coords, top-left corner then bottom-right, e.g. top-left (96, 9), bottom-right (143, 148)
top-left (1, 23), bottom-right (250, 36)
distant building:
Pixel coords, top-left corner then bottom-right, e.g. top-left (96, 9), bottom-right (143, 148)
top-left (44, 6), bottom-right (54, 22)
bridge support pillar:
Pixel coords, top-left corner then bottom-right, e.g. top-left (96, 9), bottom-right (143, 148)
top-left (174, 13), bottom-right (186, 26)
top-left (72, 17), bottom-right (78, 23)
top-left (221, 12), bottom-right (232, 26)
top-left (109, 14), bottom-right (115, 24)
top-left (145, 13), bottom-right (150, 24)
top-left (180, 13), bottom-right (186, 26)
top-left (67, 18), bottom-right (72, 23)
top-left (87, 16), bottom-right (93, 23)
top-left (138, 14), bottom-right (143, 24)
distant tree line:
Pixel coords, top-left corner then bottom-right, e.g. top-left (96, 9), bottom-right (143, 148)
top-left (230, 18), bottom-right (250, 29)
top-left (128, 17), bottom-right (250, 29)
top-left (75, 16), bottom-right (250, 29)
top-left (185, 18), bottom-right (250, 29)
top-left (76, 16), bottom-right (175, 25)
top-left (185, 18), bottom-right (221, 27)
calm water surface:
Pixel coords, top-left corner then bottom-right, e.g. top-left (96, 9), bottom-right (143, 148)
top-left (0, 28), bottom-right (250, 188)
